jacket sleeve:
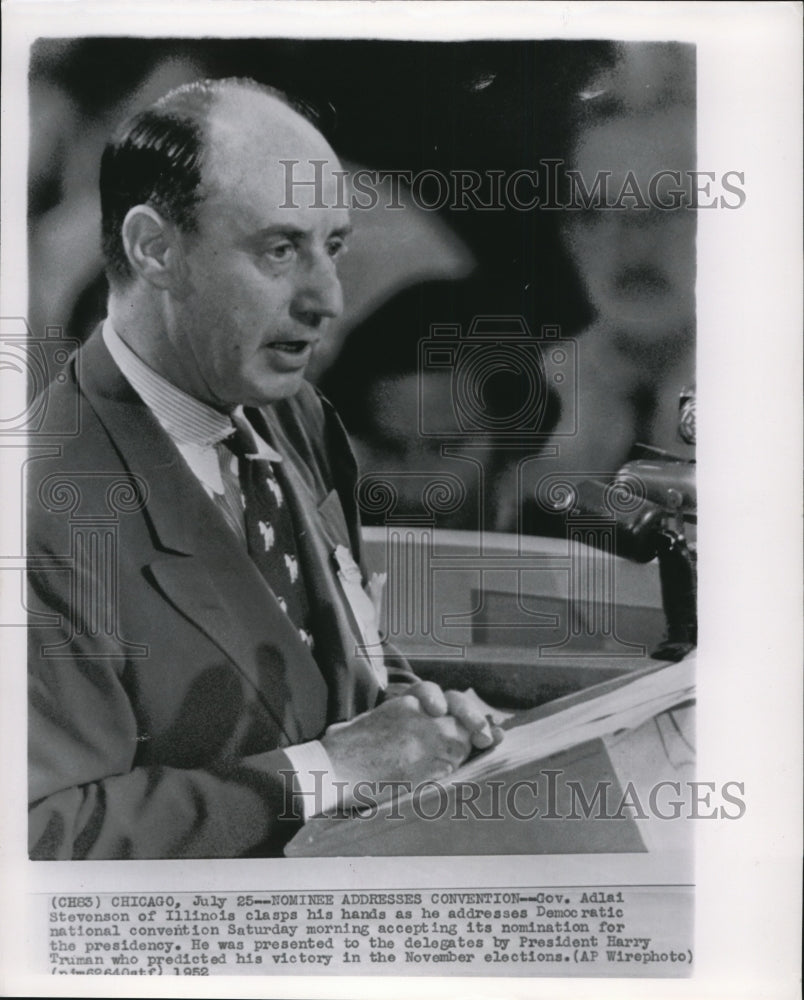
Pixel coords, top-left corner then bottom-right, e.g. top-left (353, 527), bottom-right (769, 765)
top-left (27, 556), bottom-right (304, 860)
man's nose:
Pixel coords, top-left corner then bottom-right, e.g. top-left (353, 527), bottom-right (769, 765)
top-left (290, 254), bottom-right (344, 328)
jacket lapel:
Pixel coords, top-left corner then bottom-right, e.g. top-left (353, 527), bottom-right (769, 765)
top-left (76, 331), bottom-right (329, 745)
top-left (253, 404), bottom-right (382, 718)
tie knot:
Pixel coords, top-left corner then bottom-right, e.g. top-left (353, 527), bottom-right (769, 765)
top-left (224, 411), bottom-right (259, 460)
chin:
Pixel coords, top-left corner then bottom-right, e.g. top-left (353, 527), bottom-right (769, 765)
top-left (609, 310), bottom-right (690, 343)
top-left (248, 372), bottom-right (306, 407)
top-left (594, 288), bottom-right (689, 332)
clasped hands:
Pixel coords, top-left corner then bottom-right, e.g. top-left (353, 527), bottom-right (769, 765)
top-left (398, 680), bottom-right (506, 750)
top-left (320, 680), bottom-right (508, 804)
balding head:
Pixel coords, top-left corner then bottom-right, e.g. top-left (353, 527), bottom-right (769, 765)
top-left (104, 76), bottom-right (349, 409)
top-left (100, 78), bottom-right (325, 285)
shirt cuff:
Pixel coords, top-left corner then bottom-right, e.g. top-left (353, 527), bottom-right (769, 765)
top-left (283, 740), bottom-right (342, 819)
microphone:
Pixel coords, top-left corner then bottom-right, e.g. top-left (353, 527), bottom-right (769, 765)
top-left (533, 466), bottom-right (696, 661)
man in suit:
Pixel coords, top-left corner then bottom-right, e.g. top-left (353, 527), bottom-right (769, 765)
top-left (27, 78), bottom-right (500, 859)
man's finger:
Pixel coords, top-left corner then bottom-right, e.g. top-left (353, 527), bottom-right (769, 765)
top-left (444, 691), bottom-right (506, 750)
top-left (444, 689), bottom-right (494, 748)
top-left (470, 724), bottom-right (495, 750)
top-left (470, 719), bottom-right (506, 751)
top-left (408, 680), bottom-right (448, 716)
top-left (433, 713), bottom-right (474, 758)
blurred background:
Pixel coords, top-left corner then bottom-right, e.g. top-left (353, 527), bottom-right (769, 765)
top-left (28, 37), bottom-right (696, 532)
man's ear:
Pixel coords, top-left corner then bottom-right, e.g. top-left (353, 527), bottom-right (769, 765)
top-left (121, 205), bottom-right (188, 292)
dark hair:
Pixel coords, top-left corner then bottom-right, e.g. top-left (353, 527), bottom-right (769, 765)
top-left (99, 77), bottom-right (309, 284)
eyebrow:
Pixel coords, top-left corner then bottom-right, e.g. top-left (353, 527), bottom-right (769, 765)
top-left (252, 223), bottom-right (353, 242)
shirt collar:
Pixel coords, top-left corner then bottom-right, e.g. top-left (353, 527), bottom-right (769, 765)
top-left (102, 319), bottom-right (282, 461)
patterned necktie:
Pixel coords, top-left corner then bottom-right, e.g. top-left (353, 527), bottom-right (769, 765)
top-left (222, 411), bottom-right (313, 650)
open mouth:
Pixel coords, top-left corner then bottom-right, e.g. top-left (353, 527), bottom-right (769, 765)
top-left (614, 266), bottom-right (671, 296)
top-left (270, 341), bottom-right (310, 354)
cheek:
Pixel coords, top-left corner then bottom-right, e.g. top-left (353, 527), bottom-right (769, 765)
top-left (663, 226), bottom-right (696, 282)
top-left (184, 273), bottom-right (232, 324)
top-left (565, 222), bottom-right (611, 270)
top-left (182, 260), bottom-right (293, 355)
top-left (569, 238), bottom-right (616, 293)
top-left (223, 273), bottom-right (290, 328)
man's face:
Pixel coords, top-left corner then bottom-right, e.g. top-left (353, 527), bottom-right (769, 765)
top-left (168, 91), bottom-right (350, 409)
top-left (563, 108), bottom-right (696, 338)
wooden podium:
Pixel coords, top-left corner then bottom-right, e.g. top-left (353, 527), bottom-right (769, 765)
top-left (286, 662), bottom-right (695, 858)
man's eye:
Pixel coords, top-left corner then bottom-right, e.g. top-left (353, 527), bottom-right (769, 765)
top-left (264, 242), bottom-right (296, 261)
top-left (326, 238), bottom-right (348, 260)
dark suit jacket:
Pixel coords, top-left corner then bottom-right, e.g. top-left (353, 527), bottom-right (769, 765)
top-left (27, 330), bottom-right (405, 859)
